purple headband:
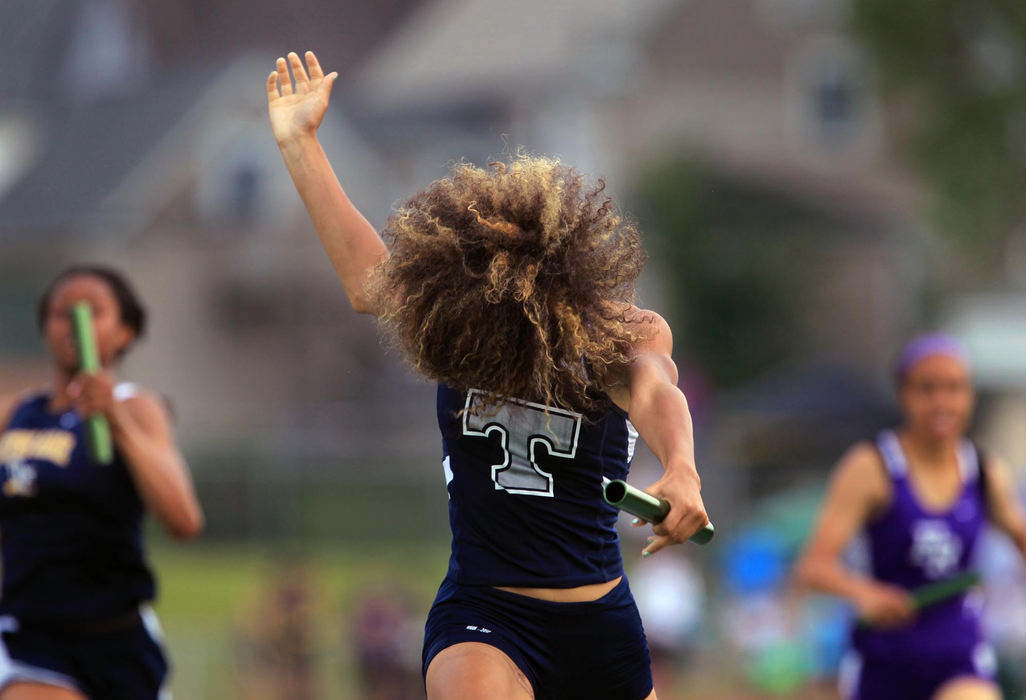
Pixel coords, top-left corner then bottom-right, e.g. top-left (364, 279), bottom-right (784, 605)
top-left (894, 333), bottom-right (969, 384)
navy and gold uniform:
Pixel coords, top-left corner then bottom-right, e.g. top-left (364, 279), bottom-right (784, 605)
top-left (0, 388), bottom-right (168, 698)
top-left (423, 385), bottom-right (653, 699)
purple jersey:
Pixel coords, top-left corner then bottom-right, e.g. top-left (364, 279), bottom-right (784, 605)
top-left (852, 430), bottom-right (987, 663)
top-left (437, 384), bottom-right (637, 588)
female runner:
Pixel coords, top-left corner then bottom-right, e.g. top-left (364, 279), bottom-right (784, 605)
top-left (0, 266), bottom-right (204, 699)
top-left (268, 51), bottom-right (709, 699)
top-left (796, 334), bottom-right (1026, 700)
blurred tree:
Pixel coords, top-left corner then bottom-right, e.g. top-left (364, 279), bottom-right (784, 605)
top-left (852, 0), bottom-right (1026, 269)
top-left (631, 156), bottom-right (833, 388)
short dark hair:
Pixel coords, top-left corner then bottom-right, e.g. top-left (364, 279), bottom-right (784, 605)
top-left (37, 265), bottom-right (147, 347)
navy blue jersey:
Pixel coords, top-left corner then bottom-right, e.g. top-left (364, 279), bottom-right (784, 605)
top-left (437, 384), bottom-right (637, 588)
top-left (0, 388), bottom-right (155, 624)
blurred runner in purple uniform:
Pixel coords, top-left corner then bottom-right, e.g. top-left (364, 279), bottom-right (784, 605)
top-left (796, 334), bottom-right (1026, 700)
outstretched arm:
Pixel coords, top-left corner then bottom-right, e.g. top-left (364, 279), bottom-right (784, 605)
top-left (794, 444), bottom-right (915, 627)
top-left (607, 310), bottom-right (708, 555)
top-left (268, 51), bottom-right (388, 315)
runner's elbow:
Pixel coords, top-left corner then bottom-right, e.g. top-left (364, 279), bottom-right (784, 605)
top-left (345, 288), bottom-right (380, 316)
top-left (349, 296), bottom-right (377, 315)
top-left (167, 509), bottom-right (204, 541)
top-left (793, 553), bottom-right (824, 590)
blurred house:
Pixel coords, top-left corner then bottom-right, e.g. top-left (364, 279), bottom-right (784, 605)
top-left (352, 0), bottom-right (929, 374)
top-left (0, 1), bottom-right (436, 463)
top-left (0, 0), bottom-right (994, 523)
top-left (347, 0), bottom-right (940, 523)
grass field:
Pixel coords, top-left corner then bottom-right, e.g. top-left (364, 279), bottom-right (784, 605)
top-left (148, 541), bottom-right (815, 700)
top-left (151, 541), bottom-right (450, 698)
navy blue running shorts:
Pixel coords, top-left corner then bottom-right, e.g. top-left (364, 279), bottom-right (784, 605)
top-left (423, 575), bottom-right (653, 700)
top-left (0, 607), bottom-right (169, 699)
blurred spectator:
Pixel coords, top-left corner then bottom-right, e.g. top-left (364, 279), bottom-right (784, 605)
top-left (979, 518), bottom-right (1026, 699)
top-left (233, 560), bottom-right (318, 700)
top-left (797, 594), bottom-right (852, 694)
top-left (350, 589), bottom-right (422, 699)
top-left (632, 550), bottom-right (706, 694)
top-left (720, 527), bottom-right (811, 697)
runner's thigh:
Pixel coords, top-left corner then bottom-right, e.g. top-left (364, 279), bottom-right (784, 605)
top-left (426, 641), bottom-right (533, 700)
top-left (0, 683), bottom-right (86, 700)
top-left (933, 677), bottom-right (1000, 700)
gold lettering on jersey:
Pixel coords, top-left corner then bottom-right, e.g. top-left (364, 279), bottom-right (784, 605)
top-left (0, 430), bottom-right (77, 467)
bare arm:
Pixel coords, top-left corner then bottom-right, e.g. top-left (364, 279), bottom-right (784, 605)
top-left (268, 51), bottom-right (388, 315)
top-left (606, 310), bottom-right (707, 555)
top-left (984, 455), bottom-right (1026, 561)
top-left (0, 393), bottom-right (18, 433)
top-left (71, 374), bottom-right (204, 539)
top-left (794, 443), bottom-right (914, 627)
top-left (108, 392), bottom-right (205, 540)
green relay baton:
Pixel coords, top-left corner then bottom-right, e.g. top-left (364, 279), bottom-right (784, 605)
top-left (910, 571), bottom-right (981, 610)
top-left (603, 478), bottom-right (715, 545)
top-left (857, 571), bottom-right (981, 628)
top-left (70, 301), bottom-right (114, 465)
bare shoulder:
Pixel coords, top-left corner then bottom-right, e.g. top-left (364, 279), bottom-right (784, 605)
top-left (118, 386), bottom-right (174, 431)
top-left (625, 307), bottom-right (672, 355)
top-left (831, 441), bottom-right (891, 508)
top-left (0, 392), bottom-right (21, 432)
top-left (835, 441), bottom-right (885, 479)
top-left (603, 308), bottom-right (676, 411)
top-left (982, 452), bottom-right (1016, 490)
top-left (984, 451), bottom-right (1011, 474)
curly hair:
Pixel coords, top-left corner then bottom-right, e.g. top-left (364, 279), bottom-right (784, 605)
top-left (374, 155), bottom-right (647, 414)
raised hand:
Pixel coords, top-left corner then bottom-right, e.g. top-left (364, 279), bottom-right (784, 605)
top-left (267, 51), bottom-right (338, 145)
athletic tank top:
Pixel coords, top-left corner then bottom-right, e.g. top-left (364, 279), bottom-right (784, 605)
top-left (437, 384), bottom-right (637, 588)
top-left (852, 430), bottom-right (986, 661)
top-left (0, 387), bottom-right (156, 624)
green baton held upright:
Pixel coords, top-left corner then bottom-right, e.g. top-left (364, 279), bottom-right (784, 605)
top-left (70, 301), bottom-right (114, 465)
top-left (603, 478), bottom-right (715, 545)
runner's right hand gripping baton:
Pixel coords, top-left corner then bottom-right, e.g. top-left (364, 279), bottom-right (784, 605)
top-left (70, 301), bottom-right (114, 466)
top-left (603, 478), bottom-right (715, 545)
